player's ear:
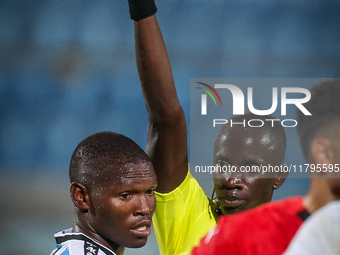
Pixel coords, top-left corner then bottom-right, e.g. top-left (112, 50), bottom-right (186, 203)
top-left (70, 182), bottom-right (91, 212)
top-left (273, 164), bottom-right (289, 189)
top-left (310, 137), bottom-right (332, 164)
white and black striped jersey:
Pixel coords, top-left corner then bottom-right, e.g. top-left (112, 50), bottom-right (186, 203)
top-left (50, 228), bottom-right (117, 255)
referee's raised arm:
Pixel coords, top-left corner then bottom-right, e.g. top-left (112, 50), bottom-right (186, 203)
top-left (128, 0), bottom-right (188, 193)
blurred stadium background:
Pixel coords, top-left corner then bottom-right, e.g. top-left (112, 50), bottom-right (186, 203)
top-left (0, 0), bottom-right (339, 254)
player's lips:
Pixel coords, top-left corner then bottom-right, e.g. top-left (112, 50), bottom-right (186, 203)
top-left (130, 220), bottom-right (152, 237)
top-left (218, 194), bottom-right (245, 207)
top-left (220, 198), bottom-right (245, 207)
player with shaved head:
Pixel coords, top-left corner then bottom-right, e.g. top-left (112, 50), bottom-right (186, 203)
top-left (50, 132), bottom-right (157, 255)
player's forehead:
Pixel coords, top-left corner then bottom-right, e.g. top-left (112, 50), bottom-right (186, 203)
top-left (216, 126), bottom-right (277, 151)
top-left (98, 161), bottom-right (156, 190)
top-left (120, 161), bottom-right (155, 178)
top-left (113, 162), bottom-right (157, 190)
top-left (95, 160), bottom-right (154, 183)
top-left (107, 160), bottom-right (153, 179)
top-left (214, 128), bottom-right (283, 166)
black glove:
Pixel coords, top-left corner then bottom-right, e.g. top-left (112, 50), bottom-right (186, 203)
top-left (128, 0), bottom-right (157, 21)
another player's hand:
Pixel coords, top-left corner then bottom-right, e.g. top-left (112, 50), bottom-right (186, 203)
top-left (127, 0), bottom-right (157, 21)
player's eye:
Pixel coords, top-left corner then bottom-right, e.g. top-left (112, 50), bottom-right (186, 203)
top-left (120, 193), bottom-right (131, 199)
top-left (146, 188), bottom-right (155, 195)
top-left (217, 160), bottom-right (230, 167)
top-left (244, 164), bottom-right (261, 176)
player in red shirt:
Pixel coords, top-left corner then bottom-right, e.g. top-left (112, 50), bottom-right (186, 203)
top-left (192, 197), bottom-right (307, 255)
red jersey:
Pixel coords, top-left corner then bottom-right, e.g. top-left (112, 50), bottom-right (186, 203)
top-left (191, 197), bottom-right (308, 255)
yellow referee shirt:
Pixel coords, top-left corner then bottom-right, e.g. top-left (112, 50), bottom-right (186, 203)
top-left (153, 170), bottom-right (217, 255)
